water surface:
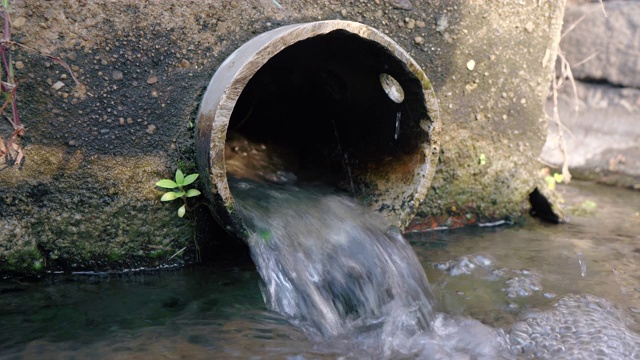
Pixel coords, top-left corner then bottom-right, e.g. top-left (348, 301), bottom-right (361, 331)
top-left (1, 181), bottom-right (639, 359)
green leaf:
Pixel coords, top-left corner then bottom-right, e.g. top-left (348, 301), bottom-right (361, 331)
top-left (161, 191), bottom-right (184, 201)
top-left (544, 175), bottom-right (556, 190)
top-left (175, 169), bottom-right (185, 185)
top-left (182, 173), bottom-right (199, 186)
top-left (33, 259), bottom-right (44, 271)
top-left (156, 179), bottom-right (179, 189)
top-left (553, 173), bottom-right (563, 184)
top-left (178, 204), bottom-right (186, 218)
top-left (186, 189), bottom-right (201, 198)
top-left (259, 229), bottom-right (271, 241)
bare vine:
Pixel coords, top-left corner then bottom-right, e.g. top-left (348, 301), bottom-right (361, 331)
top-left (0, 0), bottom-right (79, 167)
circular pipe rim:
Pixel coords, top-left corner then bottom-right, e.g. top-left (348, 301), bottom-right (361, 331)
top-left (196, 20), bottom-right (441, 240)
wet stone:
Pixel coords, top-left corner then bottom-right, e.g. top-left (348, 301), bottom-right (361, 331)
top-left (388, 0), bottom-right (413, 11)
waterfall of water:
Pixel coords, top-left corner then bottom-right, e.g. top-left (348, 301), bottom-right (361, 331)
top-left (231, 178), bottom-right (435, 338)
top-left (229, 178), bottom-right (514, 358)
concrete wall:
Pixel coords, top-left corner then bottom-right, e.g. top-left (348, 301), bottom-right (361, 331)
top-left (0, 0), bottom-right (565, 274)
top-left (541, 1), bottom-right (640, 189)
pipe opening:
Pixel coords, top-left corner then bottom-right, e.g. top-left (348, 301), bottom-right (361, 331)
top-left (197, 21), bottom-right (440, 240)
top-left (227, 30), bottom-right (429, 198)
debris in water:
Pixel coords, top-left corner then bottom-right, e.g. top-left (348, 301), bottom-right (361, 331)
top-left (380, 73), bottom-right (404, 104)
top-left (576, 252), bottom-right (587, 277)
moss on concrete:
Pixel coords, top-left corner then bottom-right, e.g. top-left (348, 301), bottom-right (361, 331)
top-left (1, 0), bottom-right (565, 274)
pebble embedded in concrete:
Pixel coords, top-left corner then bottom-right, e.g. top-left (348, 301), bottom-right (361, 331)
top-left (388, 0), bottom-right (413, 11)
top-left (179, 59), bottom-right (191, 69)
top-left (12, 16), bottom-right (26, 28)
top-left (406, 18), bottom-right (415, 29)
top-left (467, 60), bottom-right (476, 71)
top-left (52, 81), bottom-right (65, 90)
top-left (525, 21), bottom-right (534, 33)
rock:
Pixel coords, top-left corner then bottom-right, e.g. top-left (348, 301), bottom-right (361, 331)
top-left (52, 81), bottom-right (65, 90)
top-left (112, 70), bottom-right (124, 80)
top-left (146, 124), bottom-right (157, 134)
top-left (525, 21), bottom-right (534, 33)
top-left (561, 2), bottom-right (640, 88)
top-left (466, 59), bottom-right (476, 71)
top-left (14, 61), bottom-right (24, 70)
top-left (178, 59), bottom-right (191, 69)
top-left (541, 80), bottom-right (640, 183)
top-left (414, 36), bottom-right (424, 45)
top-left (436, 14), bottom-right (449, 33)
top-left (147, 75), bottom-right (158, 84)
top-left (388, 0), bottom-right (413, 11)
top-left (12, 16), bottom-right (26, 28)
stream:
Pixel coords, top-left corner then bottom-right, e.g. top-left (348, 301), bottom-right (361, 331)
top-left (1, 181), bottom-right (639, 359)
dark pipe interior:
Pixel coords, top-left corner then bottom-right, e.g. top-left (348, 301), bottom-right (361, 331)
top-left (227, 29), bottom-right (431, 197)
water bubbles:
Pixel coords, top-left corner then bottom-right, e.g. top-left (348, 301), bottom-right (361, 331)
top-left (509, 295), bottom-right (640, 359)
top-left (434, 255), bottom-right (493, 277)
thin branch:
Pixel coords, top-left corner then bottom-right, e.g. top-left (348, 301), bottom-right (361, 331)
top-left (551, 72), bottom-right (572, 183)
top-left (572, 51), bottom-right (599, 68)
top-left (2, 40), bottom-right (81, 85)
top-left (561, 13), bottom-right (587, 39)
top-left (599, 0), bottom-right (607, 18)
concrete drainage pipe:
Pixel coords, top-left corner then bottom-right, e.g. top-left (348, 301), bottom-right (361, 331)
top-left (196, 20), bottom-right (441, 240)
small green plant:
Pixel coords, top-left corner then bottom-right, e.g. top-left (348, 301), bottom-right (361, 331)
top-left (156, 169), bottom-right (201, 218)
top-left (544, 172), bottom-right (564, 190)
top-left (479, 153), bottom-right (487, 166)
